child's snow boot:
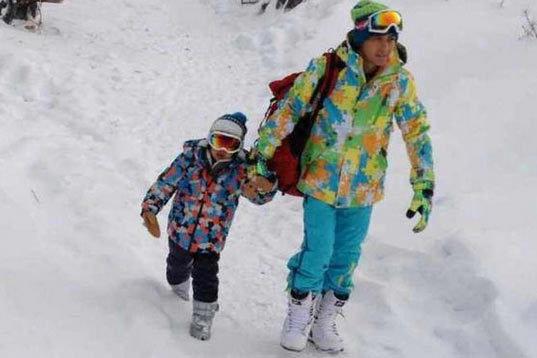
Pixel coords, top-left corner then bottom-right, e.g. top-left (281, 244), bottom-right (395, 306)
top-left (190, 300), bottom-right (218, 341)
top-left (280, 290), bottom-right (317, 352)
top-left (309, 290), bottom-right (346, 353)
top-left (171, 278), bottom-right (190, 301)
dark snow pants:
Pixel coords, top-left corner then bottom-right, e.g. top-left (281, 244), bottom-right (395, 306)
top-left (166, 239), bottom-right (220, 303)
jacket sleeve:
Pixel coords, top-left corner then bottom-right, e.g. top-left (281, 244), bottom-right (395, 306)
top-left (141, 152), bottom-right (189, 215)
top-left (394, 71), bottom-right (435, 191)
top-left (256, 56), bottom-right (327, 160)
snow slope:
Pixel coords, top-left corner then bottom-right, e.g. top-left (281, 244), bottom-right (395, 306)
top-left (1, 0), bottom-right (536, 357)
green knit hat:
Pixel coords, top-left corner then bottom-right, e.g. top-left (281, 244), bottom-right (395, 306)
top-left (350, 0), bottom-right (389, 23)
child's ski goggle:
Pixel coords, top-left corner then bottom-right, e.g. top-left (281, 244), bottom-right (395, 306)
top-left (208, 132), bottom-right (243, 154)
top-left (356, 10), bottom-right (403, 34)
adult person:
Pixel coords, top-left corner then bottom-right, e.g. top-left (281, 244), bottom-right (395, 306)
top-left (253, 0), bottom-right (435, 353)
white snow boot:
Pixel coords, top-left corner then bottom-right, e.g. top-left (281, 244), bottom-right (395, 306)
top-left (309, 290), bottom-right (346, 353)
top-left (190, 300), bottom-right (218, 341)
top-left (170, 278), bottom-right (190, 301)
top-left (280, 291), bottom-right (317, 352)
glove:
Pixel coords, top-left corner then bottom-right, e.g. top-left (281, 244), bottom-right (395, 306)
top-left (142, 211), bottom-right (161, 238)
top-left (406, 188), bottom-right (433, 233)
top-left (241, 180), bottom-right (258, 200)
top-left (255, 156), bottom-right (271, 178)
top-left (250, 175), bottom-right (276, 193)
top-left (247, 147), bottom-right (273, 179)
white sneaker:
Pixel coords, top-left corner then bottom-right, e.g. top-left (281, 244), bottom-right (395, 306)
top-left (310, 290), bottom-right (346, 353)
top-left (170, 279), bottom-right (190, 301)
top-left (280, 291), bottom-right (317, 352)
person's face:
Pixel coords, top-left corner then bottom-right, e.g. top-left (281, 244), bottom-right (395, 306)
top-left (359, 34), bottom-right (397, 68)
top-left (210, 148), bottom-right (234, 162)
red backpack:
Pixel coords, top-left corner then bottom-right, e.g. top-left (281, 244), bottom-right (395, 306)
top-left (259, 50), bottom-right (345, 196)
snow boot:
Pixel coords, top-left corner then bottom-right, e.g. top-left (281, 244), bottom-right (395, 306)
top-left (171, 278), bottom-right (190, 301)
top-left (280, 290), bottom-right (317, 352)
top-left (23, 2), bottom-right (40, 31)
top-left (190, 300), bottom-right (218, 341)
top-left (309, 290), bottom-right (346, 353)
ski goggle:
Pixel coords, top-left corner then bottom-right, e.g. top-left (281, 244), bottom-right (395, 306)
top-left (356, 10), bottom-right (403, 34)
top-left (208, 132), bottom-right (243, 154)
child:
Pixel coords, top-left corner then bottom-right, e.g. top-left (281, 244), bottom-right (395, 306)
top-left (141, 112), bottom-right (276, 341)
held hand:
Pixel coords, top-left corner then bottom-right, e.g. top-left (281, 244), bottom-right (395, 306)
top-left (241, 180), bottom-right (258, 200)
top-left (406, 189), bottom-right (433, 233)
top-left (142, 211), bottom-right (161, 238)
top-left (249, 175), bottom-right (275, 193)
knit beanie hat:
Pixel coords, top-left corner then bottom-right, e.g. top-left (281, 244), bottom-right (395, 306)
top-left (209, 112), bottom-right (248, 140)
top-left (351, 0), bottom-right (388, 23)
top-left (348, 1), bottom-right (398, 49)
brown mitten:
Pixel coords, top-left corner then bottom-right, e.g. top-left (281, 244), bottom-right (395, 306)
top-left (142, 212), bottom-right (161, 238)
top-left (241, 180), bottom-right (258, 200)
top-left (250, 175), bottom-right (275, 193)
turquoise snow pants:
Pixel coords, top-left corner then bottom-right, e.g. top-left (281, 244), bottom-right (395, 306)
top-left (287, 196), bottom-right (373, 296)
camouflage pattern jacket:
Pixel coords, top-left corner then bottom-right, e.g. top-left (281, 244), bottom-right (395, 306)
top-left (256, 41), bottom-right (434, 207)
top-left (142, 139), bottom-right (276, 253)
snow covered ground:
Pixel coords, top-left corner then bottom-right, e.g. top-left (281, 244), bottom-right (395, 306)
top-left (1, 0), bottom-right (536, 357)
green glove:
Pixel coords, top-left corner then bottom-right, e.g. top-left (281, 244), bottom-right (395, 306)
top-left (406, 188), bottom-right (433, 233)
top-left (255, 158), bottom-right (271, 177)
top-left (246, 148), bottom-right (275, 181)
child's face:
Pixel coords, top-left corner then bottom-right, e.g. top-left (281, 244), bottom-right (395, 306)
top-left (210, 148), bottom-right (234, 162)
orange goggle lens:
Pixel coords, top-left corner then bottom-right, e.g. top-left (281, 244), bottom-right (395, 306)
top-left (209, 133), bottom-right (242, 153)
top-left (369, 10), bottom-right (403, 33)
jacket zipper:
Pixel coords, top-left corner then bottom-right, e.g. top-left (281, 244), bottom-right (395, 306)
top-left (187, 172), bottom-right (213, 252)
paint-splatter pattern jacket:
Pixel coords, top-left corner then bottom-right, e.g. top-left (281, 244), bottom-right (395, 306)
top-left (142, 139), bottom-right (276, 253)
top-left (256, 41), bottom-right (434, 207)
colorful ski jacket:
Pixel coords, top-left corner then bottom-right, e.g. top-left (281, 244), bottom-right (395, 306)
top-left (256, 41), bottom-right (435, 207)
top-left (142, 139), bottom-right (276, 253)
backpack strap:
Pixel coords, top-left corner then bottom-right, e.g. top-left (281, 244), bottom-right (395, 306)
top-left (309, 50), bottom-right (344, 122)
top-left (284, 50), bottom-right (345, 157)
